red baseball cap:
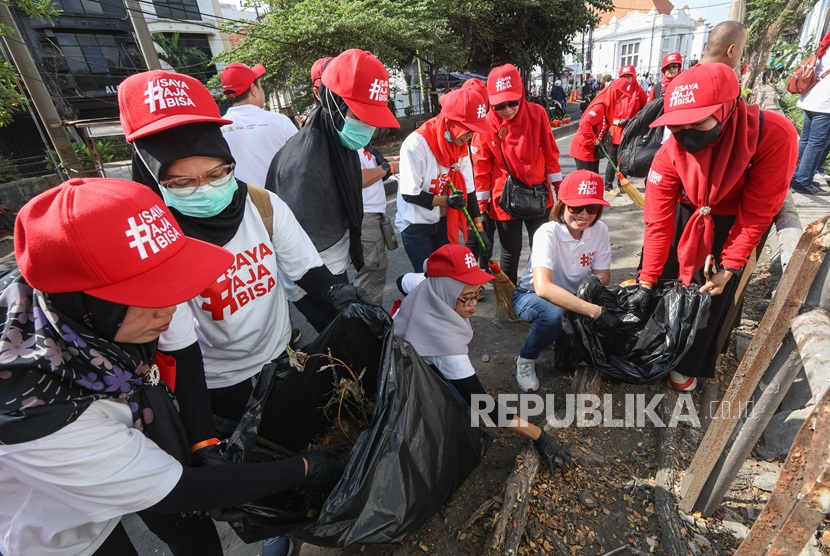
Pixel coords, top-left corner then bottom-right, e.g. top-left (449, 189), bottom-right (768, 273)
top-left (487, 64), bottom-right (523, 105)
top-left (426, 244), bottom-right (494, 285)
top-left (662, 52), bottom-right (683, 71)
top-left (221, 62), bottom-right (266, 98)
top-left (321, 49), bottom-right (400, 128)
top-left (558, 170), bottom-right (610, 207)
top-left (619, 65), bottom-right (636, 77)
top-left (119, 70), bottom-right (231, 143)
top-left (310, 56), bottom-right (331, 86)
top-left (651, 63), bottom-right (740, 128)
top-left (439, 88), bottom-right (494, 135)
top-left (462, 78), bottom-right (489, 108)
top-left (15, 177), bottom-right (233, 307)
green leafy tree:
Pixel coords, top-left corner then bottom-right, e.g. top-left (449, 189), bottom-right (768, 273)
top-left (0, 0), bottom-right (60, 125)
top-left (152, 31), bottom-right (211, 83)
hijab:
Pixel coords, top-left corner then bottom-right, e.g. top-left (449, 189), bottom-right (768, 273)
top-left (415, 115), bottom-right (470, 244)
top-left (0, 271), bottom-right (162, 444)
top-left (668, 97), bottom-right (762, 283)
top-left (132, 122), bottom-right (247, 246)
top-left (394, 276), bottom-right (473, 357)
top-left (486, 96), bottom-right (554, 185)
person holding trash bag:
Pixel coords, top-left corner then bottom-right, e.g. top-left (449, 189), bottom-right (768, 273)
top-left (629, 63), bottom-right (798, 392)
top-left (394, 243), bottom-right (575, 473)
top-left (512, 170), bottom-right (613, 392)
top-left (395, 87), bottom-right (493, 272)
top-left (0, 177), bottom-right (343, 556)
top-left (119, 69), bottom-right (372, 555)
top-left (648, 52), bottom-right (683, 102)
top-left (472, 64), bottom-right (563, 286)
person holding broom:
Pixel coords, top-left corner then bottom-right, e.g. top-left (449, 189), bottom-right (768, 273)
top-left (395, 243), bottom-right (575, 473)
top-left (569, 78), bottom-right (635, 173)
top-left (512, 170), bottom-right (614, 392)
top-left (471, 63), bottom-right (563, 287)
top-left (395, 87), bottom-right (493, 272)
top-left (627, 63), bottom-right (798, 392)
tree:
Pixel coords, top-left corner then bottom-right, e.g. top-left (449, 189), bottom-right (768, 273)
top-left (152, 31), bottom-right (211, 83)
top-left (0, 0), bottom-right (60, 125)
top-left (743, 0), bottom-right (819, 90)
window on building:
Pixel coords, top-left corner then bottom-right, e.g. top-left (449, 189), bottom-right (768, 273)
top-left (54, 0), bottom-right (104, 15)
top-left (159, 33), bottom-right (217, 80)
top-left (621, 41), bottom-right (639, 68)
top-left (153, 0), bottom-right (201, 21)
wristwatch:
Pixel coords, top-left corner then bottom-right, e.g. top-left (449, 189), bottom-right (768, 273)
top-left (721, 265), bottom-right (743, 277)
top-left (381, 161), bottom-right (392, 174)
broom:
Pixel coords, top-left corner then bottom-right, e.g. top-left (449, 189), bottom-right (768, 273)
top-left (599, 144), bottom-right (646, 209)
top-left (449, 183), bottom-right (519, 321)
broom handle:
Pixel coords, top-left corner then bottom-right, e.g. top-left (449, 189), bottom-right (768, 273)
top-left (448, 182), bottom-right (490, 259)
top-left (599, 144), bottom-right (633, 188)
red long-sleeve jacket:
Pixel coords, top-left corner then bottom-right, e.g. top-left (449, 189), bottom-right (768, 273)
top-left (569, 101), bottom-right (609, 162)
top-left (610, 83), bottom-right (647, 144)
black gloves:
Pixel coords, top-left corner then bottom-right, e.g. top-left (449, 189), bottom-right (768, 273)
top-left (533, 431), bottom-right (575, 473)
top-left (625, 285), bottom-right (654, 320)
top-left (326, 283), bottom-right (376, 313)
top-left (465, 228), bottom-right (492, 264)
top-left (447, 190), bottom-right (467, 209)
top-left (302, 453), bottom-right (346, 493)
top-left (592, 307), bottom-right (618, 329)
top-left (191, 442), bottom-right (225, 467)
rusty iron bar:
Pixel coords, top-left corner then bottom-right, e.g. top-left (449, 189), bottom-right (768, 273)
top-left (679, 219), bottom-right (830, 513)
top-left (773, 192), bottom-right (803, 270)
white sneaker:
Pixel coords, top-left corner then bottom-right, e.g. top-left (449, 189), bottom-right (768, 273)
top-left (814, 170), bottom-right (830, 181)
top-left (516, 356), bottom-right (540, 392)
top-left (668, 371), bottom-right (697, 392)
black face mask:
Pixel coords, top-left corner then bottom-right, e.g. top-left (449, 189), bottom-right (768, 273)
top-left (673, 123), bottom-right (722, 154)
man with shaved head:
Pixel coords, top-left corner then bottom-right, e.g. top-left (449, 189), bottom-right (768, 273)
top-left (701, 20), bottom-right (747, 70)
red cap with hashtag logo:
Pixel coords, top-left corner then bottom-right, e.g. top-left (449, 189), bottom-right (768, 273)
top-left (558, 170), bottom-right (610, 207)
top-left (15, 177), bottom-right (233, 307)
top-left (321, 49), bottom-right (400, 128)
top-left (619, 65), bottom-right (636, 78)
top-left (118, 70), bottom-right (232, 143)
top-left (221, 62), bottom-right (266, 98)
top-left (425, 244), bottom-right (494, 285)
top-left (310, 56), bottom-right (331, 86)
top-left (487, 64), bottom-right (523, 105)
top-left (439, 88), bottom-right (494, 135)
top-left (650, 63), bottom-right (740, 128)
top-left (662, 52), bottom-right (682, 71)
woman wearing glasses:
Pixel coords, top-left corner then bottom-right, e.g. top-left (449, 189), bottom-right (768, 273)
top-left (512, 171), bottom-right (614, 392)
top-left (471, 64), bottom-right (563, 287)
top-left (118, 70), bottom-right (371, 556)
top-left (648, 52), bottom-right (683, 102)
top-left (395, 244), bottom-right (575, 474)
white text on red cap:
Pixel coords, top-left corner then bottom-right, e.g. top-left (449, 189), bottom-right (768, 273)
top-left (476, 104), bottom-right (487, 119)
top-left (577, 180), bottom-right (599, 196)
top-left (368, 78), bottom-right (389, 102)
top-left (668, 83), bottom-right (699, 108)
top-left (125, 205), bottom-right (182, 259)
top-left (144, 77), bottom-right (196, 113)
top-left (464, 252), bottom-right (477, 269)
top-left (495, 76), bottom-right (513, 91)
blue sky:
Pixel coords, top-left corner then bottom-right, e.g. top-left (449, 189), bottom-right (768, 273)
top-left (684, 0), bottom-right (733, 26)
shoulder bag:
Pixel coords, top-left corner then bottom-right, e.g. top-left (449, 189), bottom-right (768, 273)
top-left (497, 144), bottom-right (548, 219)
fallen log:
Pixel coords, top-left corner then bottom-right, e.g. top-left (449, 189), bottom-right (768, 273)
top-left (654, 389), bottom-right (687, 556)
top-left (484, 447), bottom-right (539, 556)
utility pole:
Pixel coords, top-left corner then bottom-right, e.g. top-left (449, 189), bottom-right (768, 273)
top-left (728, 0), bottom-right (745, 23)
top-left (0, 5), bottom-right (84, 175)
top-left (124, 0), bottom-right (161, 69)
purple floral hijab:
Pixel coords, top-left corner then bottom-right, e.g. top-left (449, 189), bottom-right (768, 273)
top-left (0, 271), bottom-right (164, 445)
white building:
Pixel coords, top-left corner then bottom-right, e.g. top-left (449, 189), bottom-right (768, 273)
top-left (565, 0), bottom-right (711, 84)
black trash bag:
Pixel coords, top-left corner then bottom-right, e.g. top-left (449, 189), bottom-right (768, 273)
top-left (618, 97), bottom-right (665, 178)
top-left (560, 275), bottom-right (711, 383)
top-left (216, 303), bottom-right (491, 546)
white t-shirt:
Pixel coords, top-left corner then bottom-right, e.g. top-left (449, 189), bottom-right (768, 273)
top-left (395, 132), bottom-right (475, 231)
top-left (797, 50), bottom-right (830, 113)
top-left (359, 148), bottom-right (387, 214)
top-left (423, 354), bottom-right (476, 380)
top-left (159, 191), bottom-right (323, 388)
top-left (518, 220), bottom-right (611, 293)
top-left (0, 399), bottom-right (182, 556)
top-left (221, 104), bottom-right (298, 187)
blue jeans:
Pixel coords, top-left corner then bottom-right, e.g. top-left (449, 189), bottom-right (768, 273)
top-left (792, 110), bottom-right (830, 186)
top-left (512, 287), bottom-right (565, 359)
top-left (401, 219), bottom-right (448, 272)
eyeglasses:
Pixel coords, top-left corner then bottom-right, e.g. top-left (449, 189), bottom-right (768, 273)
top-left (457, 286), bottom-right (485, 307)
top-left (160, 163), bottom-right (236, 197)
top-left (665, 64), bottom-right (681, 71)
top-left (493, 100), bottom-right (520, 112)
top-left (566, 204), bottom-right (601, 215)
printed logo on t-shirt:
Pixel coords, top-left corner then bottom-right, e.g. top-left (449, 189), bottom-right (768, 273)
top-left (144, 76), bottom-right (196, 113)
top-left (495, 76), bottom-right (512, 91)
top-left (577, 179), bottom-right (598, 196)
top-left (588, 110), bottom-right (597, 117)
top-left (199, 242), bottom-right (277, 320)
top-left (428, 173), bottom-right (450, 195)
top-left (368, 78), bottom-right (389, 102)
top-left (125, 204), bottom-right (182, 259)
top-left (470, 145), bottom-right (478, 154)
top-left (477, 104), bottom-right (487, 119)
top-left (668, 83), bottom-right (699, 108)
top-left (647, 168), bottom-right (663, 186)
top-left (580, 251), bottom-right (596, 267)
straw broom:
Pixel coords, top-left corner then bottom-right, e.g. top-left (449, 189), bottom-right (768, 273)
top-left (449, 183), bottom-right (519, 321)
top-left (599, 144), bottom-right (646, 209)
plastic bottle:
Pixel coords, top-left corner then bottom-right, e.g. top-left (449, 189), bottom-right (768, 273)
top-left (380, 215), bottom-right (398, 250)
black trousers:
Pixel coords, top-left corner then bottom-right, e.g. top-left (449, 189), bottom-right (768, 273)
top-left (603, 143), bottom-right (620, 189)
top-left (495, 208), bottom-right (551, 286)
top-left (575, 158), bottom-right (600, 173)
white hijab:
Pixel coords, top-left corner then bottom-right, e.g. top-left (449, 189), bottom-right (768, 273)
top-left (393, 276), bottom-right (473, 357)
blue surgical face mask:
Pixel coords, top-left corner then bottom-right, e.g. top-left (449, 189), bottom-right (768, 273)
top-left (159, 174), bottom-right (238, 218)
top-left (337, 116), bottom-right (376, 150)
